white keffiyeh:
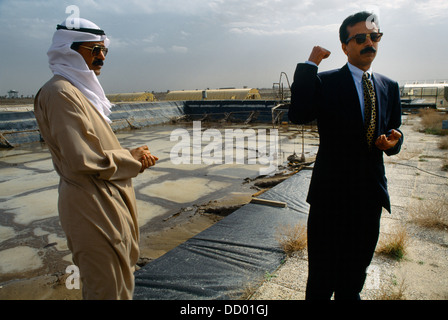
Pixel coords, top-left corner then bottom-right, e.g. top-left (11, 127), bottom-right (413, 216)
top-left (47, 18), bottom-right (112, 123)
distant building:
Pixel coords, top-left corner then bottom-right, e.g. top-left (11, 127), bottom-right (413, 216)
top-left (106, 92), bottom-right (156, 102)
top-left (401, 81), bottom-right (448, 109)
top-left (165, 88), bottom-right (261, 101)
top-left (7, 90), bottom-right (18, 99)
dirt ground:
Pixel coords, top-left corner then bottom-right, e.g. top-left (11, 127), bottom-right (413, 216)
top-left (1, 115), bottom-right (447, 300)
top-left (251, 115), bottom-right (448, 300)
top-left (0, 174), bottom-right (291, 300)
top-left (0, 195), bottom-right (249, 300)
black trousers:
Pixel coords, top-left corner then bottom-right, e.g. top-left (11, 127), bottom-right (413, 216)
top-left (305, 198), bottom-right (382, 300)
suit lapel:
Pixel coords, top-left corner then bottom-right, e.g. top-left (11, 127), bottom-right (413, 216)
top-left (372, 73), bottom-right (386, 135)
top-left (339, 64), bottom-right (364, 130)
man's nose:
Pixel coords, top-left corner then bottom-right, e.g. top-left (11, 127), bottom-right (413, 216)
top-left (365, 34), bottom-right (374, 46)
top-left (98, 51), bottom-right (106, 59)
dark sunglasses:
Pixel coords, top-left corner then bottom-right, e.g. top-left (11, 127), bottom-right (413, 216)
top-left (79, 45), bottom-right (108, 57)
top-left (345, 32), bottom-right (383, 44)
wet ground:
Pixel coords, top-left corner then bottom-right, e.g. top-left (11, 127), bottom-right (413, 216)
top-left (0, 121), bottom-right (319, 299)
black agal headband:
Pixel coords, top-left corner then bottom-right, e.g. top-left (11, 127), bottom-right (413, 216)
top-left (56, 24), bottom-right (105, 36)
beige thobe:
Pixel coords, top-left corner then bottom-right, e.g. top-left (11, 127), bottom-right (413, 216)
top-left (34, 75), bottom-right (142, 299)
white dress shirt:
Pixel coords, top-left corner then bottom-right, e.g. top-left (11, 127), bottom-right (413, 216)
top-left (346, 62), bottom-right (373, 121)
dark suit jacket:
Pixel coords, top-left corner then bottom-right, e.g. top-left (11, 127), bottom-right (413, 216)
top-left (288, 63), bottom-right (403, 212)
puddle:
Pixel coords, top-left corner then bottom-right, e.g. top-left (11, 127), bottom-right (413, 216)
top-left (140, 177), bottom-right (231, 203)
top-left (0, 122), bottom-right (317, 298)
top-left (0, 246), bottom-right (43, 274)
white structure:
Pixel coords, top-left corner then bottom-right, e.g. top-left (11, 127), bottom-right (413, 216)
top-left (401, 81), bottom-right (448, 109)
top-left (7, 90), bottom-right (18, 99)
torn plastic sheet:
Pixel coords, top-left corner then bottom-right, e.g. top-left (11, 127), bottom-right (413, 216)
top-left (133, 169), bottom-right (311, 300)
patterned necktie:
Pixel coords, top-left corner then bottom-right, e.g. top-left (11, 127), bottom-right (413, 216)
top-left (362, 72), bottom-right (376, 148)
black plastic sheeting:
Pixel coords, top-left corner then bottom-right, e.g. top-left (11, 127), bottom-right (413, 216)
top-left (109, 101), bottom-right (185, 131)
top-left (185, 100), bottom-right (279, 123)
top-left (0, 111), bottom-right (41, 147)
top-left (1, 100), bottom-right (286, 147)
top-left (0, 102), bottom-right (187, 147)
top-left (133, 169), bottom-right (312, 300)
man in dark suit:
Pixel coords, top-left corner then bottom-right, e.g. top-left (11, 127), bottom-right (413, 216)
top-left (288, 11), bottom-right (403, 300)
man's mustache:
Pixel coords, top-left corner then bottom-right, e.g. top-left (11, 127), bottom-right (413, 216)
top-left (92, 59), bottom-right (104, 66)
top-left (360, 47), bottom-right (376, 55)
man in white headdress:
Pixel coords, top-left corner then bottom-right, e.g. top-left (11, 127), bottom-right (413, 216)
top-left (34, 18), bottom-right (158, 299)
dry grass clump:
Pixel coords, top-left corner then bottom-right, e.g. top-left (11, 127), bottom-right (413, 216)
top-left (377, 274), bottom-right (407, 300)
top-left (376, 226), bottom-right (409, 261)
top-left (276, 224), bottom-right (307, 256)
top-left (417, 109), bottom-right (448, 136)
top-left (408, 199), bottom-right (448, 230)
top-left (394, 147), bottom-right (421, 161)
top-left (439, 136), bottom-right (448, 150)
top-left (442, 159), bottom-right (448, 172)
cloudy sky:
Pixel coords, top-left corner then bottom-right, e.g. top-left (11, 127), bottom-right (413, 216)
top-left (1, 0), bottom-right (447, 97)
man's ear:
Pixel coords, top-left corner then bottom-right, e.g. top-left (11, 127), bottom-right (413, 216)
top-left (341, 43), bottom-right (348, 55)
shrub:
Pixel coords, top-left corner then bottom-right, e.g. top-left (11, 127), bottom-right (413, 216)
top-left (417, 109), bottom-right (448, 136)
top-left (409, 199), bottom-right (448, 230)
top-left (276, 224), bottom-right (307, 256)
top-left (376, 226), bottom-right (409, 261)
